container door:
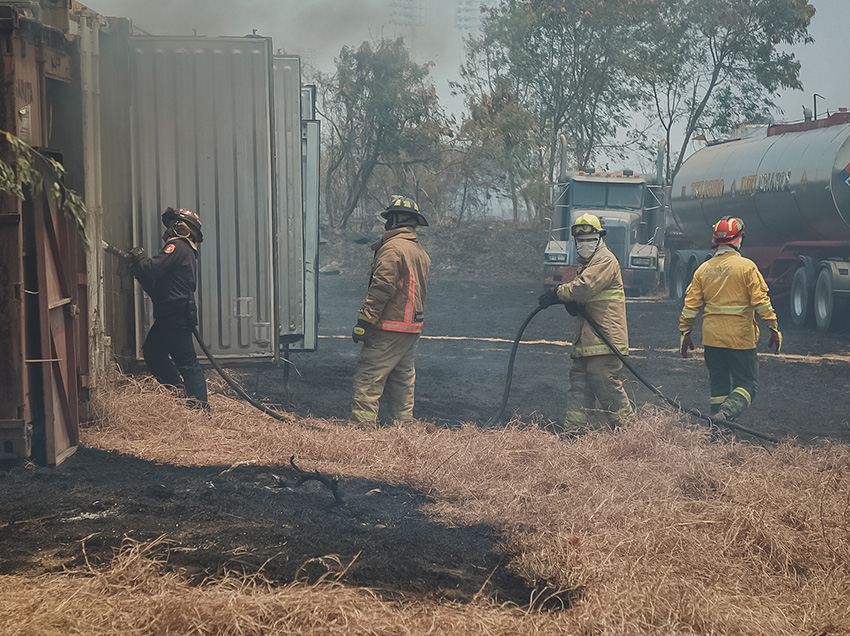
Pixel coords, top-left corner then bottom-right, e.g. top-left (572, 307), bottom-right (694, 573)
top-left (29, 193), bottom-right (81, 465)
top-left (300, 86), bottom-right (320, 351)
top-left (297, 119), bottom-right (321, 352)
top-left (130, 36), bottom-right (276, 360)
top-left (272, 55), bottom-right (305, 350)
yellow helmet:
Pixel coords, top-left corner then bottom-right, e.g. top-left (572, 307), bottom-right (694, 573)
top-left (571, 213), bottom-right (606, 237)
top-left (381, 196), bottom-right (428, 226)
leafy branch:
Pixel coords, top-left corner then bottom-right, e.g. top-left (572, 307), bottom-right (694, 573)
top-left (0, 130), bottom-right (89, 249)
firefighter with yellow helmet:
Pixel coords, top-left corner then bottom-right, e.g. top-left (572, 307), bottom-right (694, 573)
top-left (350, 196), bottom-right (431, 428)
top-left (679, 216), bottom-right (782, 421)
top-left (538, 212), bottom-right (632, 433)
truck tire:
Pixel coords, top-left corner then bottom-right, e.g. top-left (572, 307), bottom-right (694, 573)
top-left (814, 267), bottom-right (841, 332)
top-left (670, 260), bottom-right (688, 305)
top-left (790, 267), bottom-right (813, 327)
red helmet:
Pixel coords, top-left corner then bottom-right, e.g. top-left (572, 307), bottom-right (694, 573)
top-left (712, 216), bottom-right (744, 246)
top-left (162, 207), bottom-right (203, 243)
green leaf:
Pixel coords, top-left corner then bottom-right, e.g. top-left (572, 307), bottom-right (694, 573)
top-left (0, 129), bottom-right (89, 249)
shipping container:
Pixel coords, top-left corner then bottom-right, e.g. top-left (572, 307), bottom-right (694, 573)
top-left (0, 1), bottom-right (320, 463)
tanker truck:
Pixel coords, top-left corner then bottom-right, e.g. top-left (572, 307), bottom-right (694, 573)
top-left (668, 111), bottom-right (850, 332)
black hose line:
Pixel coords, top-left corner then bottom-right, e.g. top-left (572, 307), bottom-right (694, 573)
top-left (487, 303), bottom-right (780, 445)
top-left (192, 327), bottom-right (293, 423)
top-left (485, 305), bottom-right (547, 426)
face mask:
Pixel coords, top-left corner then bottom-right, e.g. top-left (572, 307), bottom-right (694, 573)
top-left (576, 237), bottom-right (599, 259)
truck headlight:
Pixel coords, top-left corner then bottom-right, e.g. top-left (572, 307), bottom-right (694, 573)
top-left (546, 253), bottom-right (567, 263)
top-left (631, 256), bottom-right (654, 267)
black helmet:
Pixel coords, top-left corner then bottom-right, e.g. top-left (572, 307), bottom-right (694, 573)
top-left (162, 207), bottom-right (203, 243)
top-left (380, 196), bottom-right (429, 226)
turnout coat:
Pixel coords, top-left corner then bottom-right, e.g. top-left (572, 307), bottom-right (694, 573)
top-left (357, 227), bottom-right (431, 334)
top-left (555, 240), bottom-right (629, 358)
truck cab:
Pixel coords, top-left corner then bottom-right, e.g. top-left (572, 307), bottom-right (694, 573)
top-left (544, 172), bottom-right (664, 295)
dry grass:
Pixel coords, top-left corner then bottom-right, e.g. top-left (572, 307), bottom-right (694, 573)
top-left (0, 536), bottom-right (547, 636)
top-left (3, 374), bottom-right (850, 635)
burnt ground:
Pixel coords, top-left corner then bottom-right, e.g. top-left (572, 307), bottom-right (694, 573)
top-left (275, 273), bottom-right (850, 443)
top-left (2, 266), bottom-right (850, 606)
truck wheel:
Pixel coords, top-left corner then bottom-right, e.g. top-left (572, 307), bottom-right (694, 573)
top-left (814, 268), bottom-right (838, 332)
top-left (670, 260), bottom-right (688, 304)
top-left (790, 267), bottom-right (813, 327)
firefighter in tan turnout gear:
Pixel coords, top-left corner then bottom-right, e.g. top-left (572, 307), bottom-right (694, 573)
top-left (679, 216), bottom-right (782, 421)
top-left (538, 213), bottom-right (631, 433)
top-left (350, 197), bottom-right (431, 428)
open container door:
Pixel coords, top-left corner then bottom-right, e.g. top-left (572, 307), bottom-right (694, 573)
top-left (299, 109), bottom-right (321, 352)
top-left (130, 36), bottom-right (277, 361)
top-left (273, 58), bottom-right (319, 352)
top-left (272, 55), bottom-right (305, 351)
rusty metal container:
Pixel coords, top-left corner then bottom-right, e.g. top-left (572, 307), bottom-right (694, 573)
top-left (0, 5), bottom-right (87, 464)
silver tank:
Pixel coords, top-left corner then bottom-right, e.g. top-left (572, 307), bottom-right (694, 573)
top-left (671, 121), bottom-right (850, 247)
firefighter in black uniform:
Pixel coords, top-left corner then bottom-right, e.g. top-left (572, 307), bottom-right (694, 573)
top-left (126, 207), bottom-right (208, 410)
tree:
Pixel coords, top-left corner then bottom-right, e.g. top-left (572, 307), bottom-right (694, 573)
top-left (457, 82), bottom-right (538, 224)
top-left (315, 37), bottom-right (448, 227)
top-left (631, 0), bottom-right (815, 183)
top-left (458, 1), bottom-right (641, 181)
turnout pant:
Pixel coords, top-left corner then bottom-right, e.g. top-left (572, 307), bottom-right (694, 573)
top-left (704, 346), bottom-right (757, 420)
top-left (142, 314), bottom-right (208, 409)
top-left (563, 354), bottom-right (632, 433)
top-left (351, 330), bottom-right (420, 427)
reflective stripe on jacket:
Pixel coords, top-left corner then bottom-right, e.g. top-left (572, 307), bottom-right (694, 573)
top-left (358, 227), bottom-right (430, 334)
top-left (679, 250), bottom-right (778, 350)
top-left (556, 241), bottom-right (629, 358)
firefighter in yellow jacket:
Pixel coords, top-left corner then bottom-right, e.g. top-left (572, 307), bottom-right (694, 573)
top-left (679, 217), bottom-right (782, 421)
top-left (539, 213), bottom-right (631, 433)
top-left (350, 197), bottom-right (431, 428)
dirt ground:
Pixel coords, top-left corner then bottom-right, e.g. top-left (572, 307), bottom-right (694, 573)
top-left (3, 226), bottom-right (850, 609)
top-left (275, 271), bottom-right (850, 444)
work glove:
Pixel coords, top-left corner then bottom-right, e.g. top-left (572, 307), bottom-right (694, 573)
top-left (769, 329), bottom-right (782, 354)
top-left (680, 332), bottom-right (694, 358)
top-left (538, 287), bottom-right (561, 308)
top-left (563, 300), bottom-right (580, 317)
top-left (352, 319), bottom-right (372, 344)
top-left (124, 246), bottom-right (146, 265)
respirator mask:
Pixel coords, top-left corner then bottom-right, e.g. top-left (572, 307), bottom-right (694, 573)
top-left (576, 235), bottom-right (600, 260)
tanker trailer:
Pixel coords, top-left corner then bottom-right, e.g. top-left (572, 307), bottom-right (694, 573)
top-left (668, 112), bottom-right (850, 332)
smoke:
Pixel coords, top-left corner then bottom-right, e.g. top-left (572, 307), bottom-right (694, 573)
top-left (84, 1), bottom-right (464, 74)
top-left (83, 0), bottom-right (468, 113)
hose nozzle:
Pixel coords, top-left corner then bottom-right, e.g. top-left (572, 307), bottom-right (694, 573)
top-left (102, 240), bottom-right (125, 258)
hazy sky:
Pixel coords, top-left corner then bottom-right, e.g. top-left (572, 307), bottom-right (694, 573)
top-left (85, 0), bottom-right (849, 123)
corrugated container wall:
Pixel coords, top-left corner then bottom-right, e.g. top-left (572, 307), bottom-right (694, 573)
top-left (130, 36), bottom-right (277, 360)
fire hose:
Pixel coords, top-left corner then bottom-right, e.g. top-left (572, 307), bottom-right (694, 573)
top-left (486, 302), bottom-right (780, 444)
top-left (103, 241), bottom-right (293, 423)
